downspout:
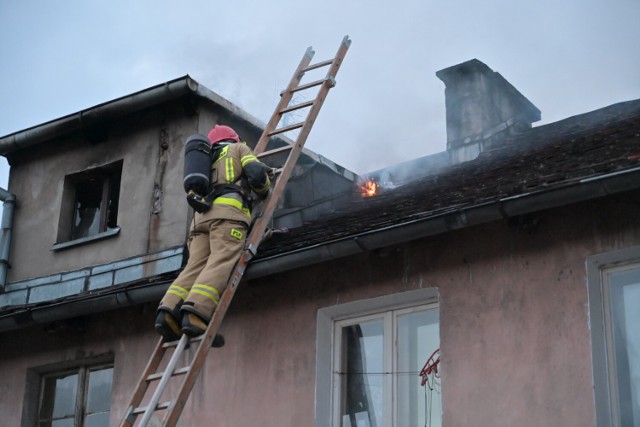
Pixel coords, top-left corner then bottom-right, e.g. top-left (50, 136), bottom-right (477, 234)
top-left (0, 187), bottom-right (16, 293)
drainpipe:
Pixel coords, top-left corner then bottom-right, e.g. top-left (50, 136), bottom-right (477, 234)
top-left (0, 187), bottom-right (15, 293)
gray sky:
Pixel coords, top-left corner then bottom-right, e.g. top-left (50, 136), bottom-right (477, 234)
top-left (1, 0), bottom-right (639, 194)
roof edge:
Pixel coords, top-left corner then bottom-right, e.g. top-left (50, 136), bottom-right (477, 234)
top-left (1, 166), bottom-right (639, 333)
top-left (0, 76), bottom-right (199, 156)
top-left (245, 166), bottom-right (640, 278)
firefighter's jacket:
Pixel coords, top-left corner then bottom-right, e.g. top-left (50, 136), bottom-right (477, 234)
top-left (196, 141), bottom-right (270, 226)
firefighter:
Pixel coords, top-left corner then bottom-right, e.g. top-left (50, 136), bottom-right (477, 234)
top-left (155, 125), bottom-right (271, 345)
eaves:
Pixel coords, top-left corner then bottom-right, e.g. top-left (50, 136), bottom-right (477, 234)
top-left (245, 165), bottom-right (640, 278)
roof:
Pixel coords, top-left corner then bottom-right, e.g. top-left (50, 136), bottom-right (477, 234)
top-left (0, 76), bottom-right (357, 183)
top-left (1, 98), bottom-right (639, 332)
top-left (253, 99), bottom-right (640, 261)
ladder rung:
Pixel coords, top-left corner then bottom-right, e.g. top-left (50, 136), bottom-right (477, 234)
top-left (302, 58), bottom-right (333, 72)
top-left (162, 335), bottom-right (203, 348)
top-left (257, 145), bottom-right (293, 159)
top-left (147, 366), bottom-right (190, 382)
top-left (132, 401), bottom-right (171, 415)
top-left (280, 100), bottom-right (314, 114)
top-left (267, 122), bottom-right (304, 136)
top-left (290, 77), bottom-right (334, 94)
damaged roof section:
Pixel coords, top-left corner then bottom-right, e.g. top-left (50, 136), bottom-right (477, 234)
top-left (249, 99), bottom-right (640, 275)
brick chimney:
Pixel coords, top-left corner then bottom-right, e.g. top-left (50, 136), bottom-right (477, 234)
top-left (436, 59), bottom-right (541, 163)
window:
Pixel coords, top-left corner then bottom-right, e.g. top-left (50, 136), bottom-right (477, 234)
top-left (588, 248), bottom-right (640, 427)
top-left (55, 161), bottom-right (122, 248)
top-left (316, 289), bottom-right (441, 427)
top-left (31, 362), bottom-right (113, 427)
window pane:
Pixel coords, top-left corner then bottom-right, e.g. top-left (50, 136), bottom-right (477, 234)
top-left (341, 320), bottom-right (384, 427)
top-left (86, 367), bottom-right (113, 413)
top-left (40, 373), bottom-right (78, 419)
top-left (84, 412), bottom-right (110, 427)
top-left (609, 269), bottom-right (640, 426)
top-left (106, 173), bottom-right (121, 230)
top-left (397, 309), bottom-right (441, 427)
top-left (72, 177), bottom-right (103, 239)
top-left (51, 418), bottom-right (75, 427)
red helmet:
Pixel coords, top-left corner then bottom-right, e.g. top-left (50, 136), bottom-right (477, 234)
top-left (207, 125), bottom-right (240, 144)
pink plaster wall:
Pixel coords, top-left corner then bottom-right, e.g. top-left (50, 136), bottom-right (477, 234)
top-left (2, 193), bottom-right (640, 426)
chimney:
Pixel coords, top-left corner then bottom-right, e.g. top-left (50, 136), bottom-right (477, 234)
top-left (436, 59), bottom-right (541, 163)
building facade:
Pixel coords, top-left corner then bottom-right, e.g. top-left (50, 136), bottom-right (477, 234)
top-left (1, 62), bottom-right (639, 427)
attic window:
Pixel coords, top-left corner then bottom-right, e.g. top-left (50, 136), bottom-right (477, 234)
top-left (54, 161), bottom-right (123, 249)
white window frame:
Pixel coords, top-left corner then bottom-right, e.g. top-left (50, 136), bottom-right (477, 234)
top-left (587, 245), bottom-right (640, 427)
top-left (315, 288), bottom-right (439, 427)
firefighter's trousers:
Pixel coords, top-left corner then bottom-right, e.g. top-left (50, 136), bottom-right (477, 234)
top-left (159, 218), bottom-right (247, 321)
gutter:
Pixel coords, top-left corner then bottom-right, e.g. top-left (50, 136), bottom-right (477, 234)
top-left (0, 281), bottom-right (169, 332)
top-left (1, 166), bottom-right (639, 333)
top-left (244, 166), bottom-right (640, 279)
top-left (0, 76), bottom-right (349, 184)
top-left (0, 187), bottom-right (16, 293)
top-left (0, 77), bottom-right (199, 155)
top-left (0, 75), bottom-right (329, 160)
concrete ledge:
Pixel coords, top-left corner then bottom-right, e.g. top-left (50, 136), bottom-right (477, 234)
top-left (51, 227), bottom-right (121, 251)
top-left (0, 246), bottom-right (184, 310)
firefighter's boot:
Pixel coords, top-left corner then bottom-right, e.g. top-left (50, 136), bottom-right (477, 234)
top-left (181, 312), bottom-right (225, 348)
top-left (154, 305), bottom-right (182, 342)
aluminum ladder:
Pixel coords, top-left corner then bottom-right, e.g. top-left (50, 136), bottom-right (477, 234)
top-left (119, 35), bottom-right (351, 427)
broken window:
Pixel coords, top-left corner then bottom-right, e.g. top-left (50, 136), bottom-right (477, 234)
top-left (37, 364), bottom-right (113, 427)
top-left (333, 304), bottom-right (441, 427)
top-left (57, 161), bottom-right (122, 244)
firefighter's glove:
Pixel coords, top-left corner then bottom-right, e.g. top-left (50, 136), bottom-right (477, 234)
top-left (267, 167), bottom-right (277, 180)
top-left (186, 191), bottom-right (211, 213)
top-left (263, 227), bottom-right (289, 241)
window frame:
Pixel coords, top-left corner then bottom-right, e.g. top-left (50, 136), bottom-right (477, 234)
top-left (333, 312), bottom-right (392, 427)
top-left (53, 160), bottom-right (123, 251)
top-left (22, 354), bottom-right (114, 427)
top-left (587, 245), bottom-right (640, 427)
top-left (315, 288), bottom-right (439, 427)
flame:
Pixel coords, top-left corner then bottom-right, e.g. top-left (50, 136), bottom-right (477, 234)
top-left (361, 178), bottom-right (380, 197)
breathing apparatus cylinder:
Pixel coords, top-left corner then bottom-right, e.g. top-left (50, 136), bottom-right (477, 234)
top-left (183, 134), bottom-right (212, 196)
top-left (183, 134), bottom-right (214, 213)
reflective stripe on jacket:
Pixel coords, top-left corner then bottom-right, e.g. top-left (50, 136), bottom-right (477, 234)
top-left (195, 142), bottom-right (269, 225)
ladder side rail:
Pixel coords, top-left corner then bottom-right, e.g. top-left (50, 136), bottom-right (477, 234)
top-left (247, 142), bottom-right (306, 247)
top-left (155, 46), bottom-right (316, 423)
top-left (248, 38), bottom-right (350, 242)
top-left (161, 253), bottom-right (251, 427)
top-left (161, 98), bottom-right (312, 427)
top-left (138, 335), bottom-right (190, 427)
top-left (119, 338), bottom-right (168, 427)
top-left (122, 37), bottom-right (351, 427)
top-left (254, 47), bottom-right (315, 154)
